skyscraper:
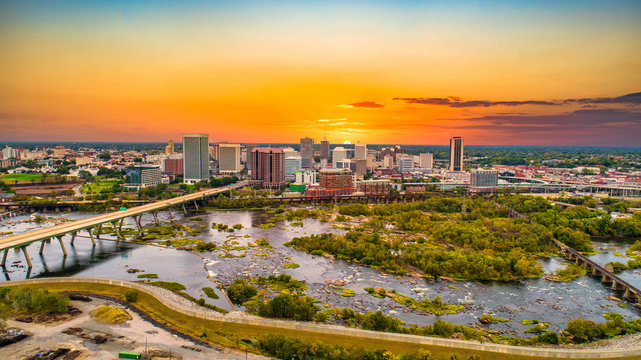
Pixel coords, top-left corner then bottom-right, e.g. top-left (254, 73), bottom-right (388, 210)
top-left (449, 136), bottom-right (464, 172)
top-left (218, 144), bottom-right (241, 174)
top-left (164, 140), bottom-right (175, 155)
top-left (252, 148), bottom-right (285, 187)
top-left (354, 143), bottom-right (367, 160)
top-left (300, 137), bottom-right (314, 169)
top-left (183, 133), bottom-right (209, 184)
top-left (320, 139), bottom-right (330, 160)
top-left (246, 143), bottom-right (258, 172)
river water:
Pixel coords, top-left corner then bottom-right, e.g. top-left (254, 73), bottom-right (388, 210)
top-left (1, 209), bottom-right (639, 337)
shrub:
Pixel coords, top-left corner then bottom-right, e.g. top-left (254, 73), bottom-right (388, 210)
top-left (125, 290), bottom-right (138, 302)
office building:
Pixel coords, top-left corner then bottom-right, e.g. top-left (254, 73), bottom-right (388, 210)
top-left (383, 155), bottom-right (394, 169)
top-left (125, 166), bottom-right (161, 189)
top-left (283, 147), bottom-right (299, 159)
top-left (162, 158), bottom-right (183, 175)
top-left (1, 146), bottom-right (19, 160)
top-left (183, 133), bottom-right (209, 184)
top-left (295, 170), bottom-right (317, 185)
top-left (470, 169), bottom-right (499, 192)
top-left (354, 158), bottom-right (367, 178)
top-left (246, 144), bottom-right (258, 172)
top-left (450, 136), bottom-right (464, 172)
top-left (320, 139), bottom-right (330, 160)
top-left (419, 153), bottom-right (433, 169)
top-left (252, 148), bottom-right (285, 187)
top-left (218, 144), bottom-right (241, 174)
top-left (354, 143), bottom-right (367, 160)
top-left (397, 155), bottom-right (413, 173)
top-left (165, 140), bottom-right (175, 155)
top-left (319, 168), bottom-right (352, 191)
top-left (300, 137), bottom-right (314, 169)
top-left (358, 180), bottom-right (391, 196)
top-left (332, 146), bottom-right (347, 165)
top-left (285, 156), bottom-right (303, 181)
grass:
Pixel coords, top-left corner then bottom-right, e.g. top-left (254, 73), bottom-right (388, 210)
top-left (137, 273), bottom-right (159, 279)
top-left (552, 263), bottom-right (588, 282)
top-left (202, 287), bottom-right (219, 299)
top-left (364, 287), bottom-right (464, 315)
top-left (5, 281), bottom-right (635, 360)
top-left (521, 319), bottom-right (540, 325)
top-left (81, 180), bottom-right (122, 194)
top-left (90, 305), bottom-right (132, 324)
top-left (0, 173), bottom-right (43, 184)
top-left (148, 281), bottom-right (187, 292)
top-left (283, 263), bottom-right (300, 269)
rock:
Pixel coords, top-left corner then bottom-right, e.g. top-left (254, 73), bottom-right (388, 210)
top-left (607, 295), bottom-right (621, 302)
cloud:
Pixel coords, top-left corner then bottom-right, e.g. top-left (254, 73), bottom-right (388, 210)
top-left (393, 91), bottom-right (641, 108)
top-left (338, 101), bottom-right (384, 109)
top-left (565, 92), bottom-right (641, 105)
top-left (393, 97), bottom-right (558, 107)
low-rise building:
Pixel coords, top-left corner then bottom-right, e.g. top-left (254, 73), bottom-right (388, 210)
top-left (357, 180), bottom-right (391, 196)
top-left (124, 166), bottom-right (161, 190)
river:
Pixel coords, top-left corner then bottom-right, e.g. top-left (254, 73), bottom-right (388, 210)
top-left (1, 209), bottom-right (639, 337)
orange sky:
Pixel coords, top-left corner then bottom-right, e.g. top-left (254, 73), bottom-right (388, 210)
top-left (1, 1), bottom-right (640, 146)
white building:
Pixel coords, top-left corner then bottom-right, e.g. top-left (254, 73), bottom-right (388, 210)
top-left (397, 155), bottom-right (413, 173)
top-left (419, 153), bottom-right (433, 169)
top-left (285, 156), bottom-right (303, 181)
top-left (218, 144), bottom-right (242, 174)
top-left (295, 170), bottom-right (317, 185)
top-left (282, 147), bottom-right (299, 159)
top-left (383, 155), bottom-right (394, 169)
top-left (1, 146), bottom-right (19, 160)
top-left (332, 147), bottom-right (347, 166)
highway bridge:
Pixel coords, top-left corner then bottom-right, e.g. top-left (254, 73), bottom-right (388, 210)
top-left (0, 182), bottom-right (245, 268)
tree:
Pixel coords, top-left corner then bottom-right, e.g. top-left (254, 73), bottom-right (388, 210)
top-left (98, 152), bottom-right (111, 161)
top-left (226, 279), bottom-right (258, 304)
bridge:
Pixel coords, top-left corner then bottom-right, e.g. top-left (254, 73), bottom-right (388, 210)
top-left (0, 182), bottom-right (245, 269)
top-left (552, 238), bottom-right (641, 304)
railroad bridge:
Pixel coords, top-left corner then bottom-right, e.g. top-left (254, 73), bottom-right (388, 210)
top-left (552, 238), bottom-right (641, 304)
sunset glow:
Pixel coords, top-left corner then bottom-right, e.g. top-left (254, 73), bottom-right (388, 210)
top-left (1, 1), bottom-right (640, 146)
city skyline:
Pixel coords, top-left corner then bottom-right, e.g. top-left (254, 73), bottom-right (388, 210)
top-left (1, 1), bottom-right (640, 146)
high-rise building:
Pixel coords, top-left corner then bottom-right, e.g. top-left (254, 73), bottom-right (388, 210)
top-left (1, 146), bottom-right (20, 160)
top-left (470, 169), bottom-right (499, 192)
top-left (164, 140), bottom-right (175, 155)
top-left (419, 153), bottom-right (433, 169)
top-left (295, 170), bottom-right (317, 185)
top-left (246, 144), bottom-right (258, 172)
top-left (320, 139), bottom-right (330, 160)
top-left (285, 156), bottom-right (303, 181)
top-left (252, 148), bottom-right (285, 187)
top-left (282, 147), bottom-right (298, 159)
top-left (218, 144), bottom-right (241, 174)
top-left (332, 146), bottom-right (347, 165)
top-left (397, 155), bottom-right (413, 173)
top-left (317, 168), bottom-right (353, 196)
top-left (354, 143), bottom-right (367, 160)
top-left (125, 166), bottom-right (161, 189)
top-left (183, 133), bottom-right (209, 184)
top-left (449, 137), bottom-right (464, 172)
top-left (300, 137), bottom-right (314, 169)
top-left (357, 179), bottom-right (391, 196)
top-left (383, 155), bottom-right (394, 169)
top-left (354, 158), bottom-right (367, 178)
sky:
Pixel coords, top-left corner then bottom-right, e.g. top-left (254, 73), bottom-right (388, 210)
top-left (0, 0), bottom-right (640, 146)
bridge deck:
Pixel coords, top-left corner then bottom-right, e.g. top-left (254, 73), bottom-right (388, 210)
top-left (0, 183), bottom-right (243, 251)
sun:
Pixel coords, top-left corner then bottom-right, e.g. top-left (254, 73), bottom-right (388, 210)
top-left (343, 141), bottom-right (351, 145)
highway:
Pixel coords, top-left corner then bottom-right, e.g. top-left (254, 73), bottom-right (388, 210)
top-left (0, 182), bottom-right (244, 251)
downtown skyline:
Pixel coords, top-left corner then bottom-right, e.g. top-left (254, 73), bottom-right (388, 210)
top-left (1, 0), bottom-right (640, 146)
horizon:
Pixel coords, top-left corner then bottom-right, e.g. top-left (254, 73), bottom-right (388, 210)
top-left (1, 1), bottom-right (640, 146)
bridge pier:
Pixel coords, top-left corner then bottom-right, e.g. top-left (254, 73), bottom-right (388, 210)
top-left (168, 207), bottom-right (174, 220)
top-left (182, 203), bottom-right (187, 215)
top-left (193, 201), bottom-right (199, 211)
top-left (96, 224), bottom-right (102, 239)
top-left (39, 239), bottom-right (47, 255)
top-left (613, 282), bottom-right (626, 291)
top-left (1, 249), bottom-right (8, 267)
top-left (70, 232), bottom-right (76, 246)
top-left (57, 236), bottom-right (67, 256)
top-left (153, 211), bottom-right (159, 225)
top-left (118, 218), bottom-right (124, 232)
top-left (591, 268), bottom-right (601, 277)
top-left (112, 221), bottom-right (122, 244)
top-left (20, 246), bottom-right (32, 268)
top-left (88, 228), bottom-right (96, 247)
top-left (134, 215), bottom-right (142, 231)
top-left (602, 274), bottom-right (614, 285)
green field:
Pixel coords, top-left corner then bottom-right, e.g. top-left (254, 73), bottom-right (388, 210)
top-left (0, 173), bottom-right (43, 184)
top-left (82, 180), bottom-right (122, 194)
